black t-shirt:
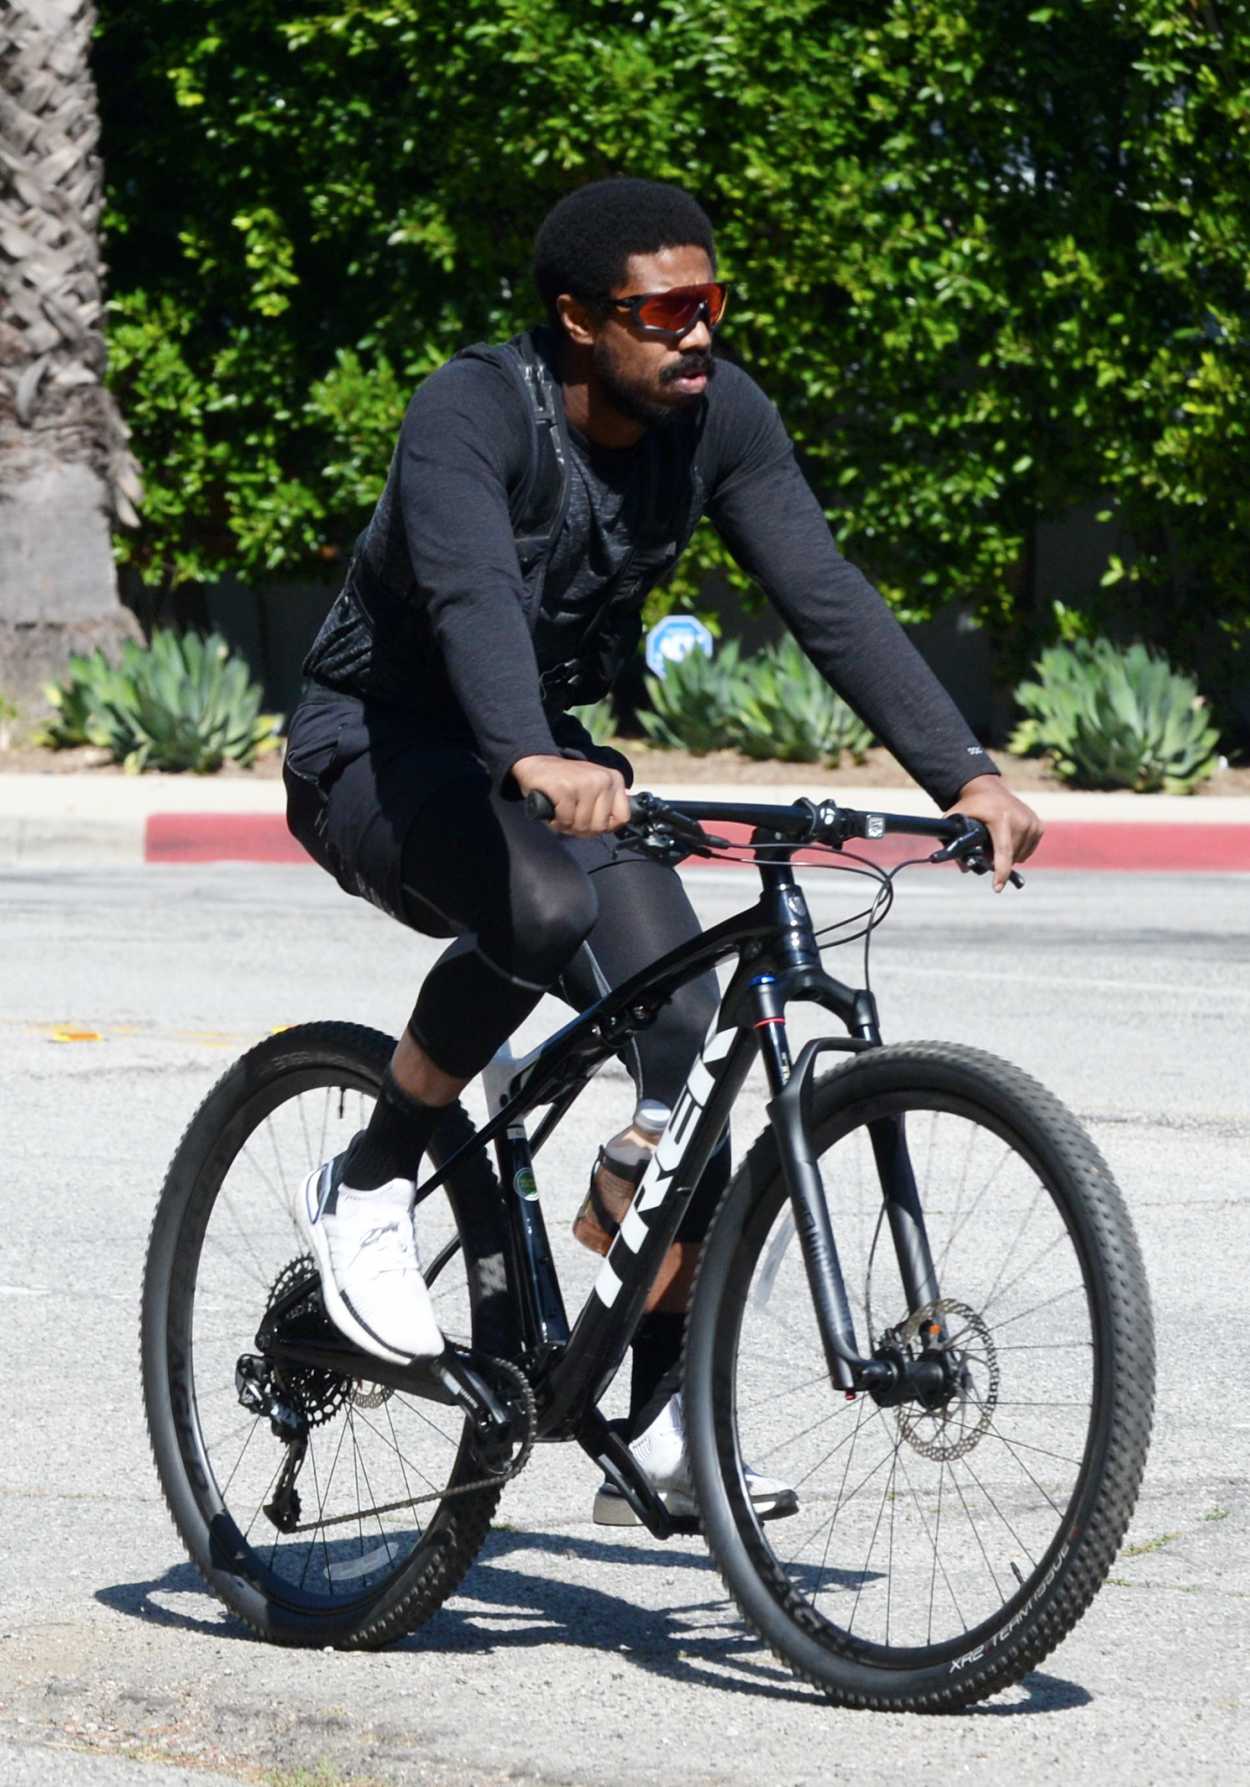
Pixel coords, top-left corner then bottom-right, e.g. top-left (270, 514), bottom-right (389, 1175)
top-left (304, 346), bottom-right (997, 809)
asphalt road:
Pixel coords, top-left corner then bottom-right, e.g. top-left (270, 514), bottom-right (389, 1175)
top-left (1, 860), bottom-right (1247, 1785)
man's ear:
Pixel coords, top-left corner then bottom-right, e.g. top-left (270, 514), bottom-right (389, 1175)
top-left (556, 293), bottom-right (598, 348)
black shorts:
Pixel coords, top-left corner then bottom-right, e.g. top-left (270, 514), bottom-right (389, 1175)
top-left (284, 688), bottom-right (486, 924)
top-left (283, 686), bottom-right (635, 929)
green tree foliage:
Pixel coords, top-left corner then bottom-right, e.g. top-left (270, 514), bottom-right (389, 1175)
top-left (96, 0), bottom-right (1249, 678)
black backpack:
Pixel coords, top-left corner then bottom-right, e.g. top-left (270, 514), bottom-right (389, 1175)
top-left (458, 326), bottom-right (706, 708)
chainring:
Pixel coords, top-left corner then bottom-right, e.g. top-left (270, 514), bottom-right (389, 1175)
top-left (469, 1354), bottom-right (538, 1484)
top-left (264, 1253), bottom-right (352, 1427)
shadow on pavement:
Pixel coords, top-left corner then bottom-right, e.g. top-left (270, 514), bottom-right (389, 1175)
top-left (95, 1527), bottom-right (1089, 1714)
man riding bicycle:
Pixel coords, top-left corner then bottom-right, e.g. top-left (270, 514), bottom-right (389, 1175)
top-left (284, 177), bottom-right (1042, 1525)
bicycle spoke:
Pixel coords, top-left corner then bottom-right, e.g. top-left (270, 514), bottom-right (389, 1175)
top-left (984, 1282), bottom-right (1086, 1335)
top-left (955, 1450), bottom-right (1040, 1571)
top-left (384, 1396), bottom-right (422, 1538)
top-left (949, 1453), bottom-right (1006, 1599)
top-left (754, 1398), bottom-right (853, 1468)
top-left (392, 1393), bottom-right (459, 1449)
top-left (847, 1439), bottom-right (899, 1636)
top-left (350, 1404), bottom-right (455, 1498)
top-left (217, 1417), bottom-right (261, 1501)
top-left (873, 1405), bottom-right (966, 1635)
top-left (979, 1226), bottom-right (1074, 1321)
top-left (738, 1368), bottom-right (833, 1417)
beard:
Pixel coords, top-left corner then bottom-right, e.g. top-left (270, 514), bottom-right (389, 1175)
top-left (591, 338), bottom-right (717, 429)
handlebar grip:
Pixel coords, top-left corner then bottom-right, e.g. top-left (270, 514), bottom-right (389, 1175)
top-left (524, 790), bottom-right (557, 823)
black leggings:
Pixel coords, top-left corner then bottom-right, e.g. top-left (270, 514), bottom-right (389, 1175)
top-left (284, 687), bottom-right (731, 1238)
top-left (399, 776), bottom-right (729, 1239)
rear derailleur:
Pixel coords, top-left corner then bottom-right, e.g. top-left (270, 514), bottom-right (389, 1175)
top-left (235, 1355), bottom-right (309, 1532)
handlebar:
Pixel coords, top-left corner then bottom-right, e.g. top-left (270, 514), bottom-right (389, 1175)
top-left (523, 789), bottom-right (1023, 887)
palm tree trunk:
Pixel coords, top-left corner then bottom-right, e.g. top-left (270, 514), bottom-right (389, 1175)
top-left (0, 0), bottom-right (142, 726)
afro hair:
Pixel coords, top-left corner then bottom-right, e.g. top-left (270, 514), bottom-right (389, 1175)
top-left (533, 177), bottom-right (716, 328)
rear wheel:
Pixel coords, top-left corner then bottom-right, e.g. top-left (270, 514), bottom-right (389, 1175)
top-left (685, 1042), bottom-right (1154, 1709)
top-left (141, 1021), bottom-right (513, 1647)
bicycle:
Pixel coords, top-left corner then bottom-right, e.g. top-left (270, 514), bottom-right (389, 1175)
top-left (141, 790), bottom-right (1154, 1710)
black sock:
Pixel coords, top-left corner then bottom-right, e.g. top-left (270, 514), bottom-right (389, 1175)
top-left (339, 1068), bottom-right (442, 1190)
top-left (628, 1311), bottom-right (685, 1436)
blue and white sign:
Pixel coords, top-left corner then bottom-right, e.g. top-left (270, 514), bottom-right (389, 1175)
top-left (645, 614), bottom-right (715, 678)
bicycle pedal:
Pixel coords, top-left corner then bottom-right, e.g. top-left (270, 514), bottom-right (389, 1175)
top-left (662, 1512), bottom-right (702, 1537)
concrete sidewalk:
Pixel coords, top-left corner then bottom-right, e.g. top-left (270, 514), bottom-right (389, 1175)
top-left (1, 770), bottom-right (1248, 870)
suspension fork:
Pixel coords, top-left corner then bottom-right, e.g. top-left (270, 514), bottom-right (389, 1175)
top-left (759, 1002), bottom-right (945, 1387)
top-left (746, 864), bottom-right (942, 1387)
top-left (868, 1115), bottom-right (941, 1313)
top-left (753, 976), bottom-right (867, 1394)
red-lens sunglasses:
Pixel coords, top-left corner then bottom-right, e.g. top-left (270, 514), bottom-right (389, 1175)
top-left (598, 281), bottom-right (729, 339)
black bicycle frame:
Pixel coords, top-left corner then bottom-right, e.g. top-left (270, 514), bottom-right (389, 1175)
top-left (412, 825), bottom-right (944, 1434)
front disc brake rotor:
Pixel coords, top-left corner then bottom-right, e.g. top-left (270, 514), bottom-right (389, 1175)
top-left (883, 1297), bottom-right (999, 1462)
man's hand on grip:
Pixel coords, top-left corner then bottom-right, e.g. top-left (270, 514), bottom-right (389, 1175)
top-left (512, 755), bottom-right (632, 838)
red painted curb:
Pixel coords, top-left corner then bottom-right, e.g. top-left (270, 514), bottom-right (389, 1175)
top-left (144, 812), bottom-right (1250, 872)
top-left (1024, 822), bottom-right (1250, 872)
top-left (146, 813), bottom-right (308, 864)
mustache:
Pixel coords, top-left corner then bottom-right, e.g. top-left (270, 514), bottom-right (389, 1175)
top-left (660, 352), bottom-right (716, 384)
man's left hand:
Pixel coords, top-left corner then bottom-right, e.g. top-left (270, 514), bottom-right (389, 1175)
top-left (946, 775), bottom-right (1044, 892)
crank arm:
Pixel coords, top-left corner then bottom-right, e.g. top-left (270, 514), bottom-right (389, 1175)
top-left (575, 1408), bottom-right (698, 1540)
top-left (263, 1335), bottom-right (498, 1414)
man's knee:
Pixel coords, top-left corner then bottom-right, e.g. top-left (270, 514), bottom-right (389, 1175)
top-left (498, 859), bottom-right (600, 986)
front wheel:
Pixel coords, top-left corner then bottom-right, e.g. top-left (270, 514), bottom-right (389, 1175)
top-left (684, 1042), bottom-right (1154, 1710)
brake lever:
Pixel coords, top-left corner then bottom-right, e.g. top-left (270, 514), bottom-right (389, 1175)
top-left (667, 813), bottom-right (731, 852)
top-left (614, 815), bottom-right (730, 860)
top-left (957, 851), bottom-right (1025, 891)
top-left (931, 821), bottom-right (1025, 890)
top-left (616, 795), bottom-right (729, 856)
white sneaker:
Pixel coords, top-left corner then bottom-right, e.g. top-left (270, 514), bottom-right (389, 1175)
top-left (592, 1392), bottom-right (797, 1526)
top-left (299, 1161), bottom-right (444, 1365)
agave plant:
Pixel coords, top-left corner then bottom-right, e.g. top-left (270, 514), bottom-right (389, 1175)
top-left (41, 629), bottom-right (281, 773)
top-left (730, 636), bottom-right (875, 764)
top-left (1011, 638), bottom-right (1220, 794)
top-left (1008, 642), bottom-right (1097, 759)
top-left (640, 638), bottom-right (749, 754)
top-left (39, 644), bottom-right (139, 749)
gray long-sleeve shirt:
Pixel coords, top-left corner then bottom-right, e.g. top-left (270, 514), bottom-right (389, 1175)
top-left (303, 340), bottom-right (997, 809)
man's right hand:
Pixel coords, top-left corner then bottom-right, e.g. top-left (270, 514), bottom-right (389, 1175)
top-left (512, 755), bottom-right (631, 838)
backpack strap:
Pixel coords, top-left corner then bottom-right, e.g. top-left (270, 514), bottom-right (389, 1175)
top-left (512, 329), bottom-right (569, 532)
top-left (454, 328), bottom-right (571, 578)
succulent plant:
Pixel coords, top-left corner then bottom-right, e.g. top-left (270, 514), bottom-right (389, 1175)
top-left (40, 629), bottom-right (281, 773)
top-left (730, 636), bottom-right (875, 764)
top-left (40, 645), bottom-right (138, 750)
top-left (640, 638), bottom-right (750, 754)
top-left (1011, 638), bottom-right (1220, 794)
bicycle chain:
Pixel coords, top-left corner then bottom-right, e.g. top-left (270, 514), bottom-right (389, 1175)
top-left (288, 1355), bottom-right (537, 1536)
